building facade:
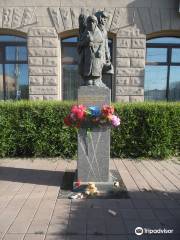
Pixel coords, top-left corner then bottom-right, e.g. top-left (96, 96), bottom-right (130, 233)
top-left (0, 0), bottom-right (180, 102)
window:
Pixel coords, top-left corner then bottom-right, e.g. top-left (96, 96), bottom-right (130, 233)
top-left (0, 35), bottom-right (28, 100)
top-left (61, 36), bottom-right (113, 100)
top-left (145, 37), bottom-right (180, 101)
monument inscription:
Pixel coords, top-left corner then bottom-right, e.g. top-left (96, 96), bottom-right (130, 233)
top-left (78, 86), bottom-right (110, 107)
top-left (78, 96), bottom-right (105, 105)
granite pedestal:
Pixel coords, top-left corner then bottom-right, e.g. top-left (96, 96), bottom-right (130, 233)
top-left (74, 86), bottom-right (114, 192)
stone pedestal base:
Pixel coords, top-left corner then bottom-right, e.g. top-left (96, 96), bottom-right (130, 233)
top-left (78, 127), bottom-right (110, 182)
top-left (77, 86), bottom-right (111, 184)
top-left (73, 168), bottom-right (115, 194)
top-left (73, 180), bottom-right (114, 193)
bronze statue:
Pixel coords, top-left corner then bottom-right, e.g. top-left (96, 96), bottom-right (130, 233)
top-left (78, 11), bottom-right (114, 87)
top-left (96, 11), bottom-right (114, 76)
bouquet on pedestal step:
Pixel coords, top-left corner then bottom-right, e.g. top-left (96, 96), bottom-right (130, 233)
top-left (64, 104), bottom-right (120, 129)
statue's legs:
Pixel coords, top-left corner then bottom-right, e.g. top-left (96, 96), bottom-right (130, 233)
top-left (83, 76), bottom-right (107, 88)
top-left (84, 76), bottom-right (93, 86)
top-left (93, 77), bottom-right (107, 88)
top-left (87, 80), bottom-right (93, 85)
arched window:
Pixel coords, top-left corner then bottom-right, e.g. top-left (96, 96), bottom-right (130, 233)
top-left (145, 37), bottom-right (180, 101)
top-left (61, 36), bottom-right (113, 100)
top-left (0, 35), bottom-right (28, 100)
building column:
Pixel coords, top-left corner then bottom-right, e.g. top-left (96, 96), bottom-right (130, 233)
top-left (28, 27), bottom-right (59, 100)
top-left (115, 26), bottom-right (146, 102)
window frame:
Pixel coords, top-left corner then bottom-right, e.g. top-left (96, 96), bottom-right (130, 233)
top-left (0, 35), bottom-right (27, 100)
top-left (61, 35), bottom-right (80, 100)
top-left (61, 38), bottom-right (79, 65)
top-left (146, 40), bottom-right (180, 101)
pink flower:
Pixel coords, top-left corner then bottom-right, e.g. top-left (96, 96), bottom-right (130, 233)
top-left (71, 105), bottom-right (86, 120)
top-left (111, 115), bottom-right (120, 127)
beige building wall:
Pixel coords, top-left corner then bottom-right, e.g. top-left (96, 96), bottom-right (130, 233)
top-left (0, 0), bottom-right (180, 102)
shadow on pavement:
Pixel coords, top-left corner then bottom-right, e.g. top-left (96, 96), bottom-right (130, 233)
top-left (46, 190), bottom-right (180, 240)
top-left (0, 166), bottom-right (64, 186)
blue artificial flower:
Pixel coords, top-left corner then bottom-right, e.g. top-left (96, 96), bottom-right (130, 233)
top-left (88, 106), bottom-right (101, 117)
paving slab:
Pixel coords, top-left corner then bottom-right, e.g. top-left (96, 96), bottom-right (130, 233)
top-left (87, 218), bottom-right (106, 235)
top-left (147, 199), bottom-right (166, 209)
top-left (7, 185), bottom-right (47, 234)
top-left (116, 199), bottom-right (134, 209)
top-left (67, 236), bottom-right (86, 240)
top-left (119, 209), bottom-right (140, 220)
top-left (137, 209), bottom-right (156, 220)
top-left (46, 222), bottom-right (67, 235)
top-left (87, 236), bottom-right (106, 240)
top-left (2, 234), bottom-right (24, 240)
top-left (107, 236), bottom-right (128, 240)
top-left (105, 216), bottom-right (127, 235)
top-left (132, 199), bottom-right (150, 209)
top-left (24, 234), bottom-right (45, 240)
top-left (67, 216), bottom-right (86, 235)
top-left (45, 235), bottom-right (67, 240)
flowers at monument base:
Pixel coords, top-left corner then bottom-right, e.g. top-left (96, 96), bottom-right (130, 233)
top-left (74, 179), bottom-right (81, 188)
top-left (64, 115), bottom-right (72, 127)
top-left (64, 115), bottom-right (81, 128)
top-left (111, 115), bottom-right (121, 127)
top-left (71, 104), bottom-right (86, 120)
top-left (64, 104), bottom-right (120, 128)
top-left (102, 105), bottom-right (114, 116)
top-left (88, 106), bottom-right (101, 117)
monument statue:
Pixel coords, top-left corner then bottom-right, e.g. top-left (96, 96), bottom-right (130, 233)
top-left (74, 11), bottom-right (117, 190)
top-left (78, 11), bottom-right (114, 88)
top-left (65, 12), bottom-right (121, 196)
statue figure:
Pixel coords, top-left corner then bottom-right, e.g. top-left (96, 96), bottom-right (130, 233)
top-left (78, 12), bottom-right (113, 87)
top-left (78, 14), bottom-right (86, 39)
top-left (95, 11), bottom-right (114, 75)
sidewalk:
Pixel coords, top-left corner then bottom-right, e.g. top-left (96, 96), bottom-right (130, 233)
top-left (0, 158), bottom-right (180, 240)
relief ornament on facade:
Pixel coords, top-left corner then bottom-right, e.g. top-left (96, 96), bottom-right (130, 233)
top-left (0, 7), bottom-right (37, 29)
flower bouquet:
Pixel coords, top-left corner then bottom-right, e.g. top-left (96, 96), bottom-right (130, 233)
top-left (64, 104), bottom-right (120, 129)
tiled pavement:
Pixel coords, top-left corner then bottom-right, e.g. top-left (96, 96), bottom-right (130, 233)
top-left (0, 158), bottom-right (180, 240)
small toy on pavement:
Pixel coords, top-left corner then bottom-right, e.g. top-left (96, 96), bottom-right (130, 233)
top-left (85, 182), bottom-right (99, 195)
